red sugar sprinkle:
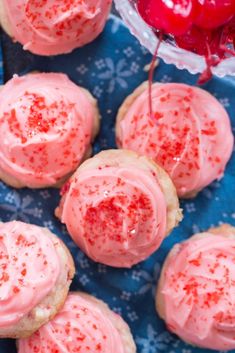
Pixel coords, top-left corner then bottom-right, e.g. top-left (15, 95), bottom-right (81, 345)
top-left (13, 286), bottom-right (20, 294)
top-left (154, 111), bottom-right (164, 120)
top-left (204, 292), bottom-right (221, 307)
top-left (60, 181), bottom-right (71, 196)
top-left (71, 188), bottom-right (80, 197)
top-left (183, 279), bottom-right (199, 297)
top-left (0, 272), bottom-right (9, 283)
top-left (5, 108), bottom-right (27, 144)
top-left (188, 252), bottom-right (202, 267)
top-left (214, 312), bottom-right (235, 325)
top-left (188, 258), bottom-right (201, 266)
top-left (96, 343), bottom-right (102, 351)
top-left (21, 268), bottom-right (27, 277)
top-left (16, 234), bottom-right (26, 246)
top-left (83, 190), bottom-right (153, 247)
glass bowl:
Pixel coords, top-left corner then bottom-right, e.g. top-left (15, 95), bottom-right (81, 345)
top-left (114, 0), bottom-right (235, 77)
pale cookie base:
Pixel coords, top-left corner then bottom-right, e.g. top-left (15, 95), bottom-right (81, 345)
top-left (0, 1), bottom-right (13, 37)
top-left (156, 224), bottom-right (235, 347)
top-left (74, 292), bottom-right (136, 353)
top-left (0, 225), bottom-right (75, 339)
top-left (115, 81), bottom-right (204, 199)
top-left (0, 84), bottom-right (100, 189)
top-left (56, 149), bottom-right (183, 237)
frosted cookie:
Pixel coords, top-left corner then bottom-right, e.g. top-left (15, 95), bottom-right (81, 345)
top-left (56, 149), bottom-right (182, 267)
top-left (156, 224), bottom-right (235, 351)
top-left (116, 82), bottom-right (234, 198)
top-left (0, 0), bottom-right (112, 55)
top-left (0, 73), bottom-right (99, 188)
top-left (18, 292), bottom-right (136, 353)
top-left (0, 221), bottom-right (75, 338)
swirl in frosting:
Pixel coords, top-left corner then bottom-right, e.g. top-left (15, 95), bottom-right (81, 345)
top-left (117, 83), bottom-right (234, 197)
top-left (158, 231), bottom-right (235, 350)
top-left (19, 293), bottom-right (128, 353)
top-left (0, 73), bottom-right (98, 188)
top-left (57, 150), bottom-right (168, 267)
top-left (3, 0), bottom-right (112, 55)
top-left (0, 221), bottom-right (60, 327)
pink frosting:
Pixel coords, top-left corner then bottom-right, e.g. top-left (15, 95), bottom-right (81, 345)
top-left (58, 153), bottom-right (167, 267)
top-left (160, 233), bottom-right (235, 350)
top-left (0, 73), bottom-right (97, 188)
top-left (117, 83), bottom-right (234, 197)
top-left (3, 0), bottom-right (112, 55)
top-left (19, 293), bottom-right (126, 353)
top-left (0, 221), bottom-right (61, 327)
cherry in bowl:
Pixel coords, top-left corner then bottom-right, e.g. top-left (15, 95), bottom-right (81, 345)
top-left (114, 0), bottom-right (235, 77)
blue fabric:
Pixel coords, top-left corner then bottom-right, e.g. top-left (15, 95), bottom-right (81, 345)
top-left (0, 14), bottom-right (235, 353)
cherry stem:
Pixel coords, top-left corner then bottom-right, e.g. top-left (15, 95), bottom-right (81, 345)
top-left (148, 31), bottom-right (163, 122)
top-left (197, 39), bottom-right (214, 85)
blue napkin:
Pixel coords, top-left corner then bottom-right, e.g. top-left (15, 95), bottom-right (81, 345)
top-left (0, 14), bottom-right (234, 353)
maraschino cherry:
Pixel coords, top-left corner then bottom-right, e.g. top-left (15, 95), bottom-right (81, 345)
top-left (137, 0), bottom-right (235, 34)
top-left (137, 0), bottom-right (235, 83)
top-left (195, 0), bottom-right (235, 29)
top-left (175, 25), bottom-right (225, 57)
top-left (137, 0), bottom-right (197, 36)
